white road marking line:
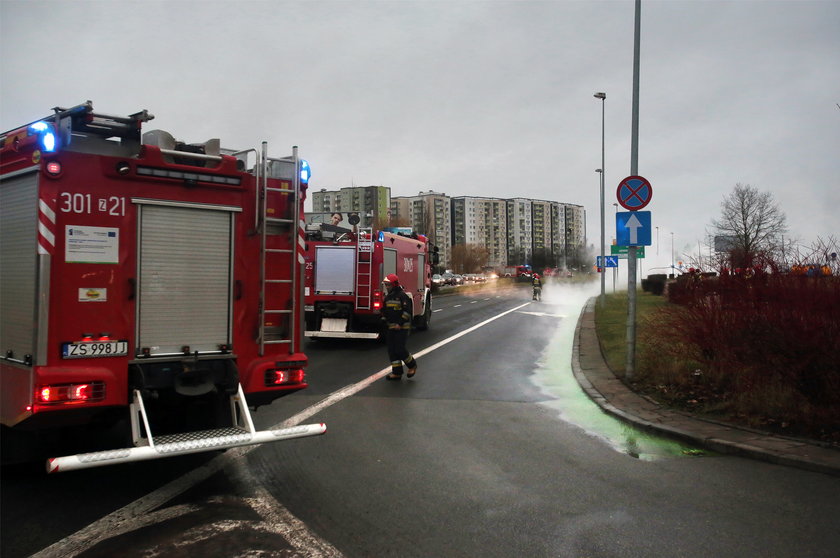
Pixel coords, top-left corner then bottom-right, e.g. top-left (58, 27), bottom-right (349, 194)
top-left (518, 311), bottom-right (567, 318)
top-left (236, 467), bottom-right (344, 557)
top-left (36, 300), bottom-right (531, 558)
top-left (433, 309), bottom-right (443, 312)
top-left (453, 304), bottom-right (462, 307)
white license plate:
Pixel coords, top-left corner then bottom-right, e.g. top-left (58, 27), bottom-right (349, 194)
top-left (62, 341), bottom-right (128, 359)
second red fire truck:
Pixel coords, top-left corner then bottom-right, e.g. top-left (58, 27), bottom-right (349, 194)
top-left (0, 101), bottom-right (325, 472)
top-left (303, 224), bottom-right (438, 338)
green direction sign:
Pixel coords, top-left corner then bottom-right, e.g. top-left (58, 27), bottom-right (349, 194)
top-left (611, 245), bottom-right (645, 259)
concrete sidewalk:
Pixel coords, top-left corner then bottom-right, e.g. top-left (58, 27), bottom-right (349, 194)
top-left (572, 297), bottom-right (840, 477)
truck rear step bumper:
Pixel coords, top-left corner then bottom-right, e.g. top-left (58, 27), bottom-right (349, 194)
top-left (305, 317), bottom-right (380, 339)
top-left (305, 331), bottom-right (379, 339)
top-left (46, 384), bottom-right (326, 473)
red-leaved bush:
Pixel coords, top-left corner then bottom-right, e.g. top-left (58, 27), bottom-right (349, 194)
top-left (646, 273), bottom-right (839, 441)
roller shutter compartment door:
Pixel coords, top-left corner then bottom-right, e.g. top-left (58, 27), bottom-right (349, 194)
top-left (137, 204), bottom-right (233, 356)
top-left (0, 171), bottom-right (39, 362)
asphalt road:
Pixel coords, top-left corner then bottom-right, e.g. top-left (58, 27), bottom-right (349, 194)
top-left (3, 282), bottom-right (840, 557)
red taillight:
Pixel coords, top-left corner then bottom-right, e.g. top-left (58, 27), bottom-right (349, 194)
top-left (373, 290), bottom-right (382, 310)
top-left (267, 368), bottom-right (305, 386)
top-left (71, 384), bottom-right (92, 400)
top-left (36, 382), bottom-right (105, 404)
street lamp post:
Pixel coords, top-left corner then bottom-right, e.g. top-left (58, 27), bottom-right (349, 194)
top-left (670, 231), bottom-right (675, 277)
top-left (594, 92), bottom-right (606, 306)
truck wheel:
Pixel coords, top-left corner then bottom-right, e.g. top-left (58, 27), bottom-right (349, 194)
top-left (414, 296), bottom-right (432, 331)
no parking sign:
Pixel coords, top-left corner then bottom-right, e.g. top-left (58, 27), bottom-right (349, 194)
top-left (616, 176), bottom-right (652, 211)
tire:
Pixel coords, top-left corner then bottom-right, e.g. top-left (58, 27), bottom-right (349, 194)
top-left (414, 295), bottom-right (432, 331)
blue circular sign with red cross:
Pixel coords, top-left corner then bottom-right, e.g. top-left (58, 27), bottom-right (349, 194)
top-left (616, 175), bottom-right (652, 210)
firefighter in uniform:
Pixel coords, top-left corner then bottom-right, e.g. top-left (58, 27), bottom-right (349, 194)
top-left (532, 273), bottom-right (542, 301)
top-left (382, 274), bottom-right (418, 380)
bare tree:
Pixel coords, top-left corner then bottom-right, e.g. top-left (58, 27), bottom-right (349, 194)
top-left (711, 183), bottom-right (787, 269)
top-left (450, 243), bottom-right (489, 273)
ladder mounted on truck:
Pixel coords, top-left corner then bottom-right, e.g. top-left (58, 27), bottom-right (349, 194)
top-left (46, 383), bottom-right (326, 473)
top-left (355, 227), bottom-right (374, 310)
top-left (257, 144), bottom-right (303, 356)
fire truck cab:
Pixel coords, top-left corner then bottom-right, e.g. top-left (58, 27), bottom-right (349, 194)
top-left (303, 225), bottom-right (437, 339)
top-left (0, 101), bottom-right (325, 472)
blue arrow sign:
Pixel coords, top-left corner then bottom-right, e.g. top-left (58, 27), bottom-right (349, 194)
top-left (616, 211), bottom-right (651, 246)
top-left (597, 255), bottom-right (619, 268)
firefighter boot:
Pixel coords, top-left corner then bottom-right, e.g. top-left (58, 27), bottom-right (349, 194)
top-left (406, 356), bottom-right (418, 378)
top-left (386, 362), bottom-right (403, 381)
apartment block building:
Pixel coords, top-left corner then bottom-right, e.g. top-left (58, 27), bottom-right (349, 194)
top-left (310, 186), bottom-right (391, 228)
top-left (391, 191), bottom-right (452, 269)
top-left (504, 198), bottom-right (587, 270)
top-left (563, 203), bottom-right (586, 269)
top-left (506, 198), bottom-right (534, 266)
top-left (315, 186), bottom-right (587, 272)
top-left (451, 196), bottom-right (508, 269)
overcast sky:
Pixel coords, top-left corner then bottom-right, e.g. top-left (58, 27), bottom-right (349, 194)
top-left (2, 0), bottom-right (838, 272)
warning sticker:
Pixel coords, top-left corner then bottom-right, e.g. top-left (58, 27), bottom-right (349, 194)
top-left (65, 225), bottom-right (119, 264)
top-left (78, 288), bottom-right (107, 302)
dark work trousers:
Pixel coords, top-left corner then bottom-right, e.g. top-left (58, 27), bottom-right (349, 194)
top-left (386, 328), bottom-right (416, 375)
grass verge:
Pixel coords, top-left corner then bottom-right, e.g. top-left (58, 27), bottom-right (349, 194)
top-left (594, 290), bottom-right (667, 374)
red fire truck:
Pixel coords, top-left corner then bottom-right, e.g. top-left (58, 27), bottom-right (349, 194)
top-left (303, 224), bottom-right (437, 338)
top-left (0, 101), bottom-right (325, 472)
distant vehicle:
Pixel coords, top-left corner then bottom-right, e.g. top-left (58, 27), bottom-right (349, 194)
top-left (303, 226), bottom-right (438, 338)
top-left (515, 265), bottom-right (532, 278)
top-left (432, 274), bottom-right (444, 287)
top-left (442, 272), bottom-right (457, 285)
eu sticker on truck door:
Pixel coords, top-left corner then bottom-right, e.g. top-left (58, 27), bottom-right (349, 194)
top-left (65, 225), bottom-right (119, 264)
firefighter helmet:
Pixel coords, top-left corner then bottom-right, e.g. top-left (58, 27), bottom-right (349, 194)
top-left (384, 273), bottom-right (400, 285)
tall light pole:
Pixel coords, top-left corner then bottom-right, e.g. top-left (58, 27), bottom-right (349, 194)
top-left (655, 226), bottom-right (659, 256)
top-left (670, 231), bottom-right (675, 277)
top-left (594, 92), bottom-right (606, 306)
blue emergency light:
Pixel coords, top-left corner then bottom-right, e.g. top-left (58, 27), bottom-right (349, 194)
top-left (29, 121), bottom-right (58, 153)
top-left (299, 159), bottom-right (311, 184)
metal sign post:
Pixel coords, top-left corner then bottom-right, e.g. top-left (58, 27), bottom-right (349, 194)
top-left (626, 0), bottom-right (642, 381)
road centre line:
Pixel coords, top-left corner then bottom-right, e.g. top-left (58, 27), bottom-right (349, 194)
top-left (36, 300), bottom-right (531, 558)
top-left (278, 300), bottom-right (531, 426)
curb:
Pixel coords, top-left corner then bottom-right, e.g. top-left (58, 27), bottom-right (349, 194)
top-left (572, 297), bottom-right (840, 477)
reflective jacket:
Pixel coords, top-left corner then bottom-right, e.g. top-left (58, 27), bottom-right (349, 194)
top-left (383, 285), bottom-right (413, 330)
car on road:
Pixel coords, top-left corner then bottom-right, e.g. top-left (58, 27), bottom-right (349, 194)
top-left (442, 272), bottom-right (457, 285)
top-left (432, 274), bottom-right (444, 287)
